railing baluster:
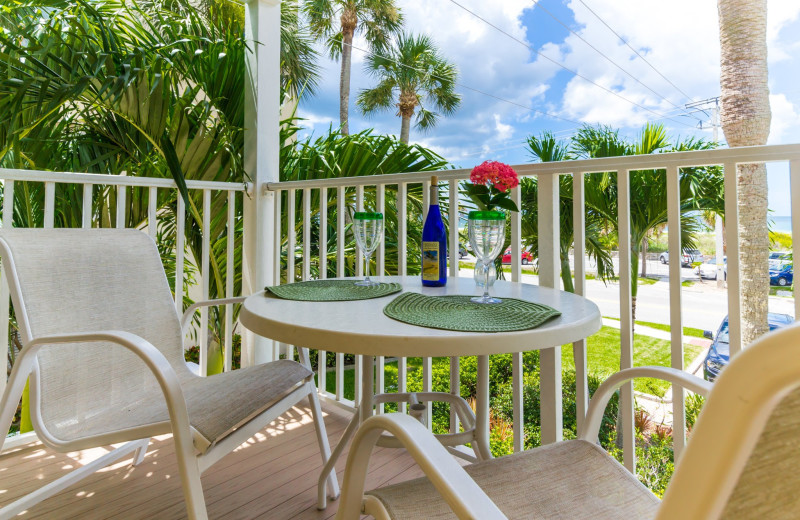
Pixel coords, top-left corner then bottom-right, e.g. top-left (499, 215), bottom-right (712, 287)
top-left (510, 185), bottom-right (524, 452)
top-left (377, 184), bottom-right (385, 276)
top-left (82, 184), bottom-right (92, 229)
top-left (355, 185), bottom-right (364, 278)
top-left (421, 179), bottom-right (432, 427)
top-left (287, 189), bottom-right (296, 283)
top-left (0, 180), bottom-right (13, 399)
top-left (200, 189), bottom-right (211, 376)
top-left (274, 189), bottom-right (282, 286)
top-left (225, 191), bottom-right (235, 372)
top-left (335, 186), bottom-right (345, 401)
top-left (572, 172), bottom-right (589, 432)
top-left (538, 173), bottom-right (562, 445)
top-left (448, 179), bottom-right (458, 278)
top-left (617, 169), bottom-right (635, 473)
top-left (666, 165), bottom-right (686, 461)
top-left (353, 185), bottom-right (364, 405)
top-left (448, 179), bottom-right (460, 432)
top-left (397, 182), bottom-right (407, 413)
top-left (376, 184), bottom-right (385, 413)
top-left (792, 159), bottom-right (800, 321)
top-left (44, 182), bottom-right (55, 229)
top-left (302, 188), bottom-right (311, 281)
top-left (724, 162), bottom-right (742, 357)
top-left (320, 187), bottom-right (328, 279)
top-left (175, 194), bottom-right (185, 311)
top-left (148, 186), bottom-right (157, 239)
top-left (319, 187), bottom-right (328, 395)
top-left (115, 185), bottom-right (125, 229)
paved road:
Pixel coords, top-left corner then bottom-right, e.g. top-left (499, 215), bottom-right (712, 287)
top-left (459, 255), bottom-right (794, 333)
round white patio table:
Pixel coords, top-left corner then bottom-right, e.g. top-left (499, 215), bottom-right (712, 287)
top-left (240, 275), bottom-right (601, 509)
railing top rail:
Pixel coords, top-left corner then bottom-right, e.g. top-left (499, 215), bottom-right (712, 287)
top-left (267, 143), bottom-right (800, 190)
top-left (0, 168), bottom-right (248, 192)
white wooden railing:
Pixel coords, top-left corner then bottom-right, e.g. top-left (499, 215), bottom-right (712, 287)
top-left (267, 142), bottom-right (800, 473)
top-left (2, 143), bottom-right (800, 476)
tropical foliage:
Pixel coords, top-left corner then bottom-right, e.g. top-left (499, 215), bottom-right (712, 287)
top-left (357, 33), bottom-right (461, 144)
top-left (524, 124), bottom-right (725, 322)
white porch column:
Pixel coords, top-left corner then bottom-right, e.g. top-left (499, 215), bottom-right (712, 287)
top-left (243, 0), bottom-right (281, 366)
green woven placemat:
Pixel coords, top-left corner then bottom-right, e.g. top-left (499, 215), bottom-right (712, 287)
top-left (265, 279), bottom-right (402, 301)
top-left (383, 292), bottom-right (561, 332)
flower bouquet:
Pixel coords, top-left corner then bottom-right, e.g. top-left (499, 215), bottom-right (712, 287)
top-left (463, 160), bottom-right (520, 212)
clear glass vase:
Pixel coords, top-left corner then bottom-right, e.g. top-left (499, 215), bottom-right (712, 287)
top-left (468, 211), bottom-right (506, 304)
top-left (473, 262), bottom-right (496, 287)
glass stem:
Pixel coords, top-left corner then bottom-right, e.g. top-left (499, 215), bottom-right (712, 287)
top-left (483, 261), bottom-right (490, 300)
top-left (364, 252), bottom-right (371, 283)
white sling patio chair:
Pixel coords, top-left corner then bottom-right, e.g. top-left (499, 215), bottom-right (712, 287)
top-left (336, 321), bottom-right (800, 519)
top-left (0, 229), bottom-right (338, 519)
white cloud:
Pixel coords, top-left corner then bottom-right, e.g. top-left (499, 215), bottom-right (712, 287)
top-left (767, 93), bottom-right (799, 144)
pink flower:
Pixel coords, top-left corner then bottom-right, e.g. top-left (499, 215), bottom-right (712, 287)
top-left (470, 161), bottom-right (519, 192)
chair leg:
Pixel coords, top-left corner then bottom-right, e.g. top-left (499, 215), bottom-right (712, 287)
top-left (132, 438), bottom-right (150, 466)
top-left (307, 382), bottom-right (340, 504)
top-left (174, 431), bottom-right (208, 520)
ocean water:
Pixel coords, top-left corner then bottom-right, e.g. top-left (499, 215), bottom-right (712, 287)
top-left (772, 216), bottom-right (792, 233)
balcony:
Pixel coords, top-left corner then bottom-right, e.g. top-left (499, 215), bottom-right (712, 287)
top-left (1, 143), bottom-right (799, 517)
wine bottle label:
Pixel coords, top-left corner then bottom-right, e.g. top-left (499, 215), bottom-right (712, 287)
top-left (422, 242), bottom-right (440, 281)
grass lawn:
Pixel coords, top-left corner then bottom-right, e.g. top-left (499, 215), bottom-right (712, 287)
top-left (458, 260), bottom-right (537, 275)
top-left (562, 326), bottom-right (703, 397)
top-left (604, 317), bottom-right (706, 338)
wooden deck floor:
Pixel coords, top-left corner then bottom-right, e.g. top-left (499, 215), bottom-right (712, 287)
top-left (0, 404), bottom-right (426, 519)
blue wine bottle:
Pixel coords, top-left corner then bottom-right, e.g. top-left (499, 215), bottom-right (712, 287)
top-left (422, 175), bottom-right (447, 287)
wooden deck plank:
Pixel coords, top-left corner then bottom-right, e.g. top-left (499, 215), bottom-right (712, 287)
top-left (0, 404), bottom-right (432, 519)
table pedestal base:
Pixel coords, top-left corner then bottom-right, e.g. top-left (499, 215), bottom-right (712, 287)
top-left (316, 355), bottom-right (493, 510)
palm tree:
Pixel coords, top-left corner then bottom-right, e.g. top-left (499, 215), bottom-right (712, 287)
top-left (357, 33), bottom-right (461, 144)
top-left (718, 0), bottom-right (772, 346)
top-left (304, 0), bottom-right (403, 135)
top-left (522, 132), bottom-right (615, 293)
top-left (560, 124), bottom-right (724, 326)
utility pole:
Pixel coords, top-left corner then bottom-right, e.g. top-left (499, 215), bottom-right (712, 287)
top-left (686, 97), bottom-right (726, 288)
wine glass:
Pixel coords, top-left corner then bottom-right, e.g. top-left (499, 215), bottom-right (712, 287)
top-left (353, 212), bottom-right (384, 286)
top-left (468, 210), bottom-right (506, 303)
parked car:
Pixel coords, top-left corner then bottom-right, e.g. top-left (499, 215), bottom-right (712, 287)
top-left (703, 313), bottom-right (793, 381)
top-left (770, 263), bottom-right (793, 286)
top-left (659, 248), bottom-right (702, 267)
top-left (459, 244), bottom-right (469, 259)
top-left (501, 247), bottom-right (533, 265)
top-left (769, 251), bottom-right (790, 267)
top-left (695, 257), bottom-right (727, 280)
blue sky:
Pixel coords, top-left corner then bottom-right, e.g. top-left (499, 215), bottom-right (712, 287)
top-left (297, 0), bottom-right (800, 215)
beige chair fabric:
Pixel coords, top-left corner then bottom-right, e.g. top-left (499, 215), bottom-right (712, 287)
top-left (721, 386), bottom-right (800, 519)
top-left (366, 439), bottom-right (659, 519)
top-left (1, 229), bottom-right (311, 451)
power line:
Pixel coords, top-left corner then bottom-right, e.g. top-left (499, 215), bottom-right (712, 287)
top-left (340, 38), bottom-right (584, 125)
top-left (575, 0), bottom-right (695, 102)
top-left (530, 0), bottom-right (703, 123)
top-left (444, 0), bottom-right (697, 129)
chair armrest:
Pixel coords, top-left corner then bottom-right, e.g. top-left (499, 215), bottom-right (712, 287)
top-left (579, 366), bottom-right (712, 442)
top-left (1, 331), bottom-right (192, 453)
top-left (337, 413), bottom-right (507, 520)
top-left (180, 296), bottom-right (247, 333)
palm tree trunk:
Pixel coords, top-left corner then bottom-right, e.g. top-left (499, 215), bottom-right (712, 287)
top-left (718, 0), bottom-right (772, 347)
top-left (339, 28), bottom-right (354, 135)
top-left (561, 254), bottom-right (574, 293)
top-left (641, 239), bottom-right (648, 277)
top-left (400, 114), bottom-right (411, 144)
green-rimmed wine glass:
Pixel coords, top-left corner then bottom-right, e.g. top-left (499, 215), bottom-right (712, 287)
top-left (353, 212), bottom-right (384, 286)
top-left (468, 210), bottom-right (506, 303)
